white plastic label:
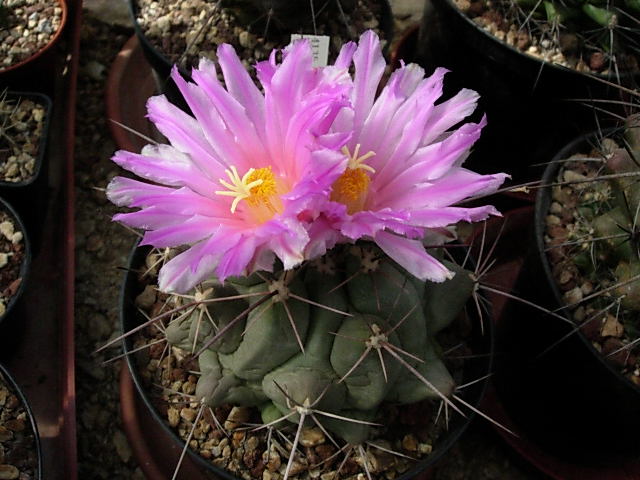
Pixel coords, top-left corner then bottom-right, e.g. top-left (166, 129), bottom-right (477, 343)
top-left (290, 34), bottom-right (330, 67)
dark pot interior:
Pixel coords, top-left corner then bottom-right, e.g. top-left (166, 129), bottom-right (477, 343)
top-left (120, 240), bottom-right (493, 480)
top-left (493, 130), bottom-right (640, 466)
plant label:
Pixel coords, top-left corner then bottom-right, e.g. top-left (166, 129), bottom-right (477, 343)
top-left (290, 34), bottom-right (330, 67)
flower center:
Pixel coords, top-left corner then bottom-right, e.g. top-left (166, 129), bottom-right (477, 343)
top-left (215, 165), bottom-right (284, 223)
top-left (330, 144), bottom-right (376, 214)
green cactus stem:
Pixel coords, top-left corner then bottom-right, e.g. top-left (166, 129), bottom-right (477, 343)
top-left (162, 244), bottom-right (474, 445)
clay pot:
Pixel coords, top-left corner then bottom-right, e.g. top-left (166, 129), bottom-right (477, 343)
top-left (0, 0), bottom-right (69, 80)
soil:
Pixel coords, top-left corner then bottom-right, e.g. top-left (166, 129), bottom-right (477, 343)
top-left (454, 0), bottom-right (640, 76)
top-left (0, 95), bottom-right (46, 184)
top-left (0, 370), bottom-right (38, 480)
top-left (543, 142), bottom-right (640, 386)
top-left (134, 0), bottom-right (389, 71)
top-left (0, 209), bottom-right (25, 320)
top-left (125, 248), bottom-right (480, 480)
top-left (0, 0), bottom-right (63, 71)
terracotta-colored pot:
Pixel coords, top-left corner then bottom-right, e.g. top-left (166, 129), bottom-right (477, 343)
top-left (0, 0), bottom-right (69, 77)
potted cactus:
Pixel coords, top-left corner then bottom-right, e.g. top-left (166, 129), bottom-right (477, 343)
top-left (106, 30), bottom-right (508, 478)
top-left (0, 91), bottom-right (51, 188)
top-left (493, 113), bottom-right (640, 467)
top-left (129, 0), bottom-right (392, 108)
top-left (416, 0), bottom-right (639, 181)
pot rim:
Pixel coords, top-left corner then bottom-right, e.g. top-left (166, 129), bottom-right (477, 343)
top-left (534, 126), bottom-right (640, 395)
top-left (0, 91), bottom-right (52, 188)
top-left (0, 0), bottom-right (69, 76)
top-left (0, 362), bottom-right (43, 480)
top-left (119, 239), bottom-right (493, 480)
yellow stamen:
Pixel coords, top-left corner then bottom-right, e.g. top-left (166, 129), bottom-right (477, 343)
top-left (215, 165), bottom-right (283, 222)
top-left (330, 144), bottom-right (376, 214)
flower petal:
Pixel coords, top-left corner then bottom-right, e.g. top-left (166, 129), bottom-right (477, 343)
top-left (374, 231), bottom-right (453, 282)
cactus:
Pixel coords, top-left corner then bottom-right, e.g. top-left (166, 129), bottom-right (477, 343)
top-left (160, 244), bottom-right (473, 446)
top-left (544, 113), bottom-right (640, 374)
top-left (585, 115), bottom-right (640, 309)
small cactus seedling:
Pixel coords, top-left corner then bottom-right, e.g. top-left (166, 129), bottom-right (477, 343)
top-left (542, 113), bottom-right (640, 378)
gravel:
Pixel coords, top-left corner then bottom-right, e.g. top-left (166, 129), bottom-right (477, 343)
top-left (0, 0), bottom-right (63, 71)
top-left (0, 95), bottom-right (45, 184)
top-left (135, 0), bottom-right (387, 71)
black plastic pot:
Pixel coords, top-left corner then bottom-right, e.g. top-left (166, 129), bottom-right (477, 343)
top-left (493, 130), bottom-right (640, 466)
top-left (416, 0), bottom-right (638, 182)
top-left (0, 92), bottom-right (51, 189)
top-left (120, 240), bottom-right (493, 480)
top-left (128, 0), bottom-right (394, 110)
top-left (0, 196), bottom-right (31, 329)
top-left (0, 363), bottom-right (42, 480)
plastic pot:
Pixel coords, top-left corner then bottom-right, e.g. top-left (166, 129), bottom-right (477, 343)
top-left (120, 240), bottom-right (493, 480)
top-left (0, 92), bottom-right (52, 188)
top-left (127, 0), bottom-right (394, 109)
top-left (0, 362), bottom-right (42, 480)
top-left (492, 130), bottom-right (640, 466)
top-left (415, 0), bottom-right (638, 182)
top-left (0, 92), bottom-right (53, 256)
top-left (0, 196), bottom-right (31, 329)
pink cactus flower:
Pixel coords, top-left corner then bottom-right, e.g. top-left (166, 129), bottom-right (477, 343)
top-left (107, 40), bottom-right (350, 293)
top-left (317, 30), bottom-right (508, 282)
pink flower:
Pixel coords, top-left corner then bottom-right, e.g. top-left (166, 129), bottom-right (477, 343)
top-left (319, 31), bottom-right (508, 281)
top-left (107, 40), bottom-right (350, 293)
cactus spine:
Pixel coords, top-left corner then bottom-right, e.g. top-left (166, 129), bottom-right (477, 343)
top-left (161, 244), bottom-right (474, 445)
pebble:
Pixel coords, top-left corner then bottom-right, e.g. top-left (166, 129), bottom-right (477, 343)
top-left (601, 314), bottom-right (624, 338)
top-left (0, 0), bottom-right (62, 71)
top-left (300, 427), bottom-right (325, 447)
top-left (112, 430), bottom-right (132, 462)
top-left (0, 465), bottom-right (18, 480)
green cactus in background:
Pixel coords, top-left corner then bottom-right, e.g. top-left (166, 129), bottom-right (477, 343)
top-left (514, 0), bottom-right (640, 71)
top-left (161, 244), bottom-right (473, 446)
top-left (544, 114), bottom-right (640, 371)
top-left (587, 115), bottom-right (640, 309)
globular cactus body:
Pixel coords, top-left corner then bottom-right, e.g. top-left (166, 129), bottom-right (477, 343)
top-left (165, 245), bottom-right (473, 444)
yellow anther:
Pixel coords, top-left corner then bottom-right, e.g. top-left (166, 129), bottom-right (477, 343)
top-left (330, 144), bottom-right (377, 214)
top-left (215, 165), bottom-right (284, 223)
top-left (215, 166), bottom-right (263, 213)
